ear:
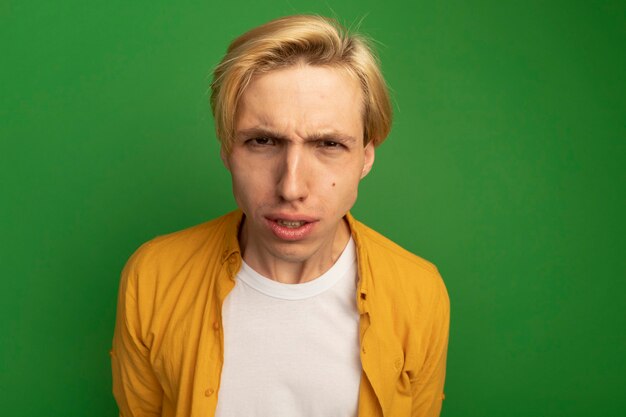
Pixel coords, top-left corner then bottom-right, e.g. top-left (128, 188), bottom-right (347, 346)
top-left (220, 146), bottom-right (231, 171)
top-left (360, 142), bottom-right (375, 179)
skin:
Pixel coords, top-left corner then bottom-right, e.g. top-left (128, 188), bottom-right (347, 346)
top-left (221, 64), bottom-right (375, 284)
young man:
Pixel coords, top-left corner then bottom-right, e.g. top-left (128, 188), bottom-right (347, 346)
top-left (111, 15), bottom-right (449, 417)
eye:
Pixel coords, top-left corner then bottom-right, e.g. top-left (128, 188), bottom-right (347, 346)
top-left (247, 137), bottom-right (275, 146)
top-left (319, 140), bottom-right (343, 149)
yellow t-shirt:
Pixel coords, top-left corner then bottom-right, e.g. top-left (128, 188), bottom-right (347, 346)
top-left (111, 209), bottom-right (449, 416)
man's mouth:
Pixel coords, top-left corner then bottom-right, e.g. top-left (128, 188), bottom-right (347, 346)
top-left (265, 216), bottom-right (317, 241)
top-left (276, 219), bottom-right (307, 228)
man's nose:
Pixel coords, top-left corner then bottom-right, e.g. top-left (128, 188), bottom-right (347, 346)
top-left (276, 146), bottom-right (309, 203)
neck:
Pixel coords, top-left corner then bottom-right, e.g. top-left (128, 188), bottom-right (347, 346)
top-left (239, 217), bottom-right (351, 284)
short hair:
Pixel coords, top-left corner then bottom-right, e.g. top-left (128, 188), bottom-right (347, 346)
top-left (210, 15), bottom-right (392, 152)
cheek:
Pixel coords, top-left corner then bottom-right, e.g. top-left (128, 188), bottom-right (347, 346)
top-left (230, 168), bottom-right (262, 207)
top-left (230, 158), bottom-right (279, 208)
top-left (326, 176), bottom-right (360, 209)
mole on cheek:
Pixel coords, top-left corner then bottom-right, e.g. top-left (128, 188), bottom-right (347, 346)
top-left (332, 182), bottom-right (336, 187)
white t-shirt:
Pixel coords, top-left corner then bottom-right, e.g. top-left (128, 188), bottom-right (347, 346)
top-left (215, 238), bottom-right (361, 417)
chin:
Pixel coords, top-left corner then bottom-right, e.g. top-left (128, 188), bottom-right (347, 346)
top-left (266, 241), bottom-right (315, 263)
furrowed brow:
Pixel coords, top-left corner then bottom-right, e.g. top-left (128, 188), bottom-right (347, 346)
top-left (307, 131), bottom-right (358, 144)
top-left (236, 127), bottom-right (288, 141)
top-left (236, 127), bottom-right (358, 145)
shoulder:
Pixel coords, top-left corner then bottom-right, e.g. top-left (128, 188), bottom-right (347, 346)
top-left (137, 212), bottom-right (233, 258)
top-left (121, 210), bottom-right (240, 287)
top-left (350, 216), bottom-right (448, 309)
top-left (352, 218), bottom-right (439, 275)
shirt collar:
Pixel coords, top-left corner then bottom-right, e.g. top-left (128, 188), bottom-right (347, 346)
top-left (220, 209), bottom-right (244, 264)
top-left (345, 212), bottom-right (371, 311)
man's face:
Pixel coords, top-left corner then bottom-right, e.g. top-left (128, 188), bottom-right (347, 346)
top-left (222, 64), bottom-right (374, 266)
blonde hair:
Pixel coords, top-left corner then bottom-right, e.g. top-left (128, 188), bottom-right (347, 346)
top-left (210, 15), bottom-right (392, 152)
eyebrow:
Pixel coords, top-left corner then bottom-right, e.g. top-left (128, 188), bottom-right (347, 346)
top-left (236, 127), bottom-right (358, 144)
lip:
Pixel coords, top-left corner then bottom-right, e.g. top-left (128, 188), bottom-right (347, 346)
top-left (265, 213), bottom-right (319, 222)
top-left (264, 214), bottom-right (319, 241)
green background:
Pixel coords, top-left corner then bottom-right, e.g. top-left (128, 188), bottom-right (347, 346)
top-left (1, 0), bottom-right (624, 415)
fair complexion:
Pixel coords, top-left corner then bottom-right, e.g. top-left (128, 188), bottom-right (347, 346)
top-left (221, 64), bottom-right (375, 284)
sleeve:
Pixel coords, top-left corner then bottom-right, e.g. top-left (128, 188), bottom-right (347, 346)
top-left (111, 248), bottom-right (163, 417)
top-left (410, 276), bottom-right (450, 417)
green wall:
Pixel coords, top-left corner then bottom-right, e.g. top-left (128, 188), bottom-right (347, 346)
top-left (2, 1), bottom-right (624, 415)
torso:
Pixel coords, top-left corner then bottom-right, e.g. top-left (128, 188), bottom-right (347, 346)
top-left (215, 238), bottom-right (361, 417)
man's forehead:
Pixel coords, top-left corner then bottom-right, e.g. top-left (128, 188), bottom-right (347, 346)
top-left (240, 65), bottom-right (363, 106)
top-left (231, 64), bottom-right (366, 149)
